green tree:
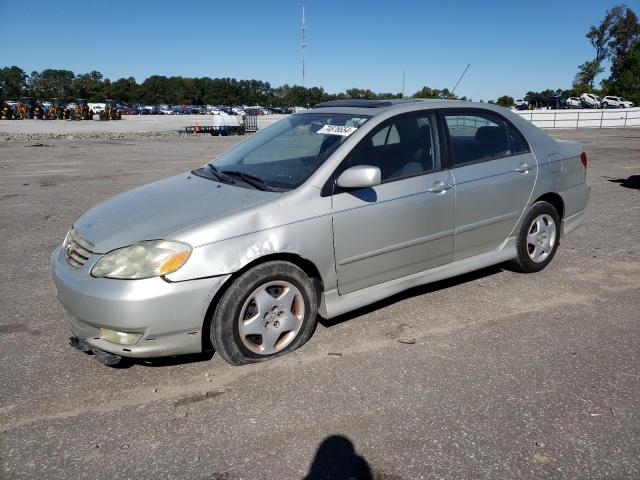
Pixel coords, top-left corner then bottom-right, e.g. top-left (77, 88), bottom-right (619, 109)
top-left (496, 95), bottom-right (514, 107)
top-left (72, 71), bottom-right (104, 101)
top-left (0, 66), bottom-right (28, 98)
top-left (602, 38), bottom-right (640, 104)
top-left (29, 69), bottom-right (75, 99)
top-left (412, 86), bottom-right (458, 99)
top-left (573, 60), bottom-right (603, 90)
top-left (575, 4), bottom-right (640, 92)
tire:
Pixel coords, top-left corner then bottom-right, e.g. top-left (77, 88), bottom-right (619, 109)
top-left (508, 201), bottom-right (560, 273)
top-left (210, 261), bottom-right (318, 365)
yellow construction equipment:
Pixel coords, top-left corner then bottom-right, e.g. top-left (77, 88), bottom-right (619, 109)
top-left (71, 99), bottom-right (93, 120)
top-left (0, 93), bottom-right (13, 119)
top-left (47, 98), bottom-right (69, 120)
top-left (16, 97), bottom-right (45, 119)
top-left (98, 100), bottom-right (122, 120)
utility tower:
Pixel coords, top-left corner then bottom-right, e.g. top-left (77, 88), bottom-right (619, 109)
top-left (301, 1), bottom-right (307, 86)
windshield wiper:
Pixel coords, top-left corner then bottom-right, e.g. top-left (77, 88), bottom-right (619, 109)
top-left (220, 170), bottom-right (273, 191)
top-left (206, 165), bottom-right (235, 184)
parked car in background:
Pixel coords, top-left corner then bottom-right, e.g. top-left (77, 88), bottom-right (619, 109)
top-left (580, 93), bottom-right (602, 109)
top-left (52, 99), bottom-right (589, 367)
top-left (601, 96), bottom-right (634, 108)
top-left (514, 99), bottom-right (528, 110)
top-left (565, 97), bottom-right (581, 109)
top-left (121, 107), bottom-right (139, 115)
top-left (89, 103), bottom-right (106, 115)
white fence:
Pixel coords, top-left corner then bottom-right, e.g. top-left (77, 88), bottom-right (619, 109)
top-left (514, 107), bottom-right (640, 129)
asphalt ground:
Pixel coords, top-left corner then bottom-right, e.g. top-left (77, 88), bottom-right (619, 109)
top-left (0, 128), bottom-right (638, 479)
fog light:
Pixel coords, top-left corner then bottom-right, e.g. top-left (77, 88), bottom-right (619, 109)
top-left (99, 328), bottom-right (143, 346)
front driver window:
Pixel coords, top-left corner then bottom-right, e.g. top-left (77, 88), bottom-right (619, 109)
top-left (345, 112), bottom-right (440, 183)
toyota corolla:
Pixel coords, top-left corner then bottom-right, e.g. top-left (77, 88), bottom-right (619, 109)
top-left (51, 99), bottom-right (590, 366)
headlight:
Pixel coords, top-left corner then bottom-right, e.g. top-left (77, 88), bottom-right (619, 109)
top-left (91, 240), bottom-right (191, 279)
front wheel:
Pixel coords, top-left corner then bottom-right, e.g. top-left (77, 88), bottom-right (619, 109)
top-left (508, 201), bottom-right (560, 273)
top-left (211, 261), bottom-right (318, 365)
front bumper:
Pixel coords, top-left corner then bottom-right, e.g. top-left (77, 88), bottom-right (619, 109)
top-left (51, 246), bottom-right (230, 358)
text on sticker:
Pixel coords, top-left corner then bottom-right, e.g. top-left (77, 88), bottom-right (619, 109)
top-left (317, 125), bottom-right (358, 136)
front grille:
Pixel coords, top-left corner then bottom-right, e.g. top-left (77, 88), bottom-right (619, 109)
top-left (63, 228), bottom-right (95, 268)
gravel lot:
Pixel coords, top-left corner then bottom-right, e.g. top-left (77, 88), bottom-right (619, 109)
top-left (0, 115), bottom-right (285, 141)
top-left (0, 128), bottom-right (638, 479)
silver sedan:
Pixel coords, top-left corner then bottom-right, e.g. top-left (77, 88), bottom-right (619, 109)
top-left (51, 99), bottom-right (590, 366)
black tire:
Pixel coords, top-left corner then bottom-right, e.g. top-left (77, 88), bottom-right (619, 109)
top-left (211, 261), bottom-right (318, 365)
top-left (508, 201), bottom-right (561, 273)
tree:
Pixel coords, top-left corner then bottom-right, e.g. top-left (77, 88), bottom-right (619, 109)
top-left (0, 66), bottom-right (28, 98)
top-left (573, 60), bottom-right (603, 90)
top-left (496, 95), bottom-right (514, 107)
top-left (602, 38), bottom-right (640, 104)
top-left (412, 86), bottom-right (458, 99)
top-left (72, 70), bottom-right (104, 100)
top-left (576, 4), bottom-right (640, 92)
top-left (29, 69), bottom-right (75, 99)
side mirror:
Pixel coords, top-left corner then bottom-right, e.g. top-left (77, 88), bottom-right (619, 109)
top-left (336, 165), bottom-right (381, 189)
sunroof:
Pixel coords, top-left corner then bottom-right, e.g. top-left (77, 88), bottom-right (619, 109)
top-left (312, 99), bottom-right (417, 109)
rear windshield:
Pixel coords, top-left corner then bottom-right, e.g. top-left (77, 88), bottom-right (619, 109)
top-left (211, 113), bottom-right (370, 190)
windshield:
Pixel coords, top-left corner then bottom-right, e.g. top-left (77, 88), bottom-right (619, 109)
top-left (210, 113), bottom-right (370, 190)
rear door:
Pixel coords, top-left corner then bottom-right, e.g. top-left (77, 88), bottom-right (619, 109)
top-left (441, 110), bottom-right (537, 261)
top-left (331, 111), bottom-right (455, 294)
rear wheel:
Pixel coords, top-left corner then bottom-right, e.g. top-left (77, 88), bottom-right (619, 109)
top-left (508, 201), bottom-right (560, 273)
top-left (210, 261), bottom-right (317, 365)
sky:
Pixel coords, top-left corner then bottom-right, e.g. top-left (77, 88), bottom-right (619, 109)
top-left (0, 0), bottom-right (637, 101)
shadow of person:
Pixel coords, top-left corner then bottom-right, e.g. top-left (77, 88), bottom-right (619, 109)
top-left (608, 175), bottom-right (640, 190)
top-left (305, 435), bottom-right (372, 480)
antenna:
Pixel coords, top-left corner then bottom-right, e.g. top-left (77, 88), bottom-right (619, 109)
top-left (450, 63), bottom-right (470, 96)
top-left (301, 2), bottom-right (307, 86)
top-left (402, 71), bottom-right (405, 98)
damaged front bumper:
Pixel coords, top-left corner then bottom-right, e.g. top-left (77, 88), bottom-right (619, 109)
top-left (51, 246), bottom-right (231, 359)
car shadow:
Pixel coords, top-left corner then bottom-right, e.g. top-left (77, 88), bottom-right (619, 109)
top-left (133, 350), bottom-right (215, 367)
top-left (607, 175), bottom-right (640, 190)
top-left (319, 264), bottom-right (504, 328)
top-left (97, 350), bottom-right (215, 369)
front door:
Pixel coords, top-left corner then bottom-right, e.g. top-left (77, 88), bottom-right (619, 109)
top-left (331, 111), bottom-right (455, 295)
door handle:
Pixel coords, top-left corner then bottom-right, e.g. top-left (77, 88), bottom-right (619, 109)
top-left (514, 163), bottom-right (531, 173)
top-left (427, 181), bottom-right (453, 194)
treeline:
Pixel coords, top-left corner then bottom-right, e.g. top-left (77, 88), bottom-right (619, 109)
top-left (0, 67), bottom-right (411, 107)
top-left (1, 66), bottom-right (524, 107)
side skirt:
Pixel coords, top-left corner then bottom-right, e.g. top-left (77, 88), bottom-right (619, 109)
top-left (318, 237), bottom-right (517, 319)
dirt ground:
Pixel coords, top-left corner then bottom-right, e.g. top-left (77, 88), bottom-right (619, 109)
top-left (0, 128), bottom-right (638, 479)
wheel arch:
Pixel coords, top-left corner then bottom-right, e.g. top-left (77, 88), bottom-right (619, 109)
top-left (533, 192), bottom-right (565, 220)
top-left (201, 252), bottom-right (324, 351)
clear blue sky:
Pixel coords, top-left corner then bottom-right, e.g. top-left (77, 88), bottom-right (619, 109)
top-left (0, 0), bottom-right (635, 100)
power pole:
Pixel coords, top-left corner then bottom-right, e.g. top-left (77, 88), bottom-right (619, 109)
top-left (301, 2), bottom-right (307, 87)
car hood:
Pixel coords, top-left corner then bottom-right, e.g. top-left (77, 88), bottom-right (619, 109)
top-left (74, 172), bottom-right (277, 253)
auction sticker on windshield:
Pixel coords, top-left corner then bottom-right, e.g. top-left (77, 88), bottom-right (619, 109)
top-left (317, 125), bottom-right (358, 136)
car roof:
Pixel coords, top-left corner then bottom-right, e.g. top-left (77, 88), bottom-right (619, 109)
top-left (306, 98), bottom-right (507, 117)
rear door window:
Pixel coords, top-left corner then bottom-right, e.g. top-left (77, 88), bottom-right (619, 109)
top-left (443, 112), bottom-right (511, 166)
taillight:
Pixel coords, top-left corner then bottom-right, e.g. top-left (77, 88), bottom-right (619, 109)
top-left (580, 152), bottom-right (588, 168)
